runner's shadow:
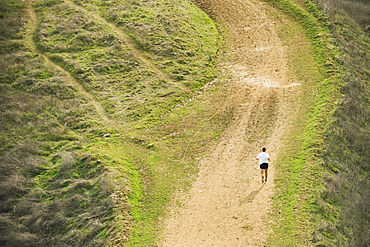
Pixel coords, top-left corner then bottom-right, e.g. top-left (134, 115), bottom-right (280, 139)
top-left (240, 183), bottom-right (265, 204)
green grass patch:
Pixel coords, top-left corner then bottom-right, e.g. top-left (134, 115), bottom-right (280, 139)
top-left (33, 0), bottom-right (220, 127)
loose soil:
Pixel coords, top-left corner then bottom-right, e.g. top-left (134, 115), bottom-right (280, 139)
top-left (159, 0), bottom-right (301, 246)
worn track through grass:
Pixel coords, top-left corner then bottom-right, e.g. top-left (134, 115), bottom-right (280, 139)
top-left (159, 0), bottom-right (303, 245)
top-left (27, 0), bottom-right (192, 127)
top-left (64, 0), bottom-right (192, 94)
top-left (26, 1), bottom-right (113, 124)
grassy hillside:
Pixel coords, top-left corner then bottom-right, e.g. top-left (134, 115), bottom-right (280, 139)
top-left (315, 0), bottom-right (370, 246)
top-left (1, 0), bottom-right (368, 246)
top-left (0, 0), bottom-right (223, 246)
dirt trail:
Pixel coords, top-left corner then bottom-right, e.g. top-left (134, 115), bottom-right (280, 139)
top-left (159, 0), bottom-right (300, 246)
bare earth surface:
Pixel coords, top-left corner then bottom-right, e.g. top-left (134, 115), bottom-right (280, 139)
top-left (159, 0), bottom-right (300, 246)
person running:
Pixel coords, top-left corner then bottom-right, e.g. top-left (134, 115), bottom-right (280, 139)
top-left (256, 147), bottom-right (270, 183)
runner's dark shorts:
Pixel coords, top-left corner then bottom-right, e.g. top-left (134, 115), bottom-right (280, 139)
top-left (260, 163), bottom-right (268, 169)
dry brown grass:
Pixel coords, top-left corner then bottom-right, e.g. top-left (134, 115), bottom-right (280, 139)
top-left (318, 0), bottom-right (370, 28)
top-left (314, 1), bottom-right (370, 246)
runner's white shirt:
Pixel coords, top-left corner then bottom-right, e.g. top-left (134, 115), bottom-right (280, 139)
top-left (256, 152), bottom-right (269, 165)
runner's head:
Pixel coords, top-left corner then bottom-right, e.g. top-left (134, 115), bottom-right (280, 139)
top-left (262, 147), bottom-right (266, 152)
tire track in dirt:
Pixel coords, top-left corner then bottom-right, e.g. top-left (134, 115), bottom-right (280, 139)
top-left (159, 0), bottom-right (301, 246)
top-left (26, 1), bottom-right (113, 124)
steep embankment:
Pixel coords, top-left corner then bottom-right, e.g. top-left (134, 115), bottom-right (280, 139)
top-left (315, 0), bottom-right (370, 245)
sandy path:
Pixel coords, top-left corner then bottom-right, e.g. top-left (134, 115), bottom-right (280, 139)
top-left (159, 0), bottom-right (299, 246)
